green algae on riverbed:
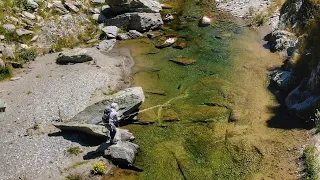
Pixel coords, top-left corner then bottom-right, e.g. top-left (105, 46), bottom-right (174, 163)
top-left (117, 0), bottom-right (266, 179)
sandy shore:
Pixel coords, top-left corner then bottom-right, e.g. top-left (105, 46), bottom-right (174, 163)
top-left (0, 47), bottom-right (134, 180)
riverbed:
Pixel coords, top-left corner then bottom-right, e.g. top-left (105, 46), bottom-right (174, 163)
top-left (115, 0), bottom-right (310, 179)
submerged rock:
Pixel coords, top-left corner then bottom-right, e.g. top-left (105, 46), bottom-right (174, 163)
top-left (104, 141), bottom-right (139, 166)
top-left (56, 48), bottom-right (93, 65)
top-left (169, 57), bottom-right (197, 65)
top-left (173, 39), bottom-right (187, 49)
top-left (200, 16), bottom-right (211, 26)
top-left (156, 37), bottom-right (177, 48)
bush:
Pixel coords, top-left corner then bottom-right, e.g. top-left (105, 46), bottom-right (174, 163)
top-left (0, 66), bottom-right (11, 81)
top-left (19, 49), bottom-right (38, 62)
top-left (302, 146), bottom-right (319, 180)
top-left (64, 174), bottom-right (83, 180)
top-left (249, 12), bottom-right (267, 26)
top-left (67, 146), bottom-right (82, 156)
top-left (91, 161), bottom-right (107, 175)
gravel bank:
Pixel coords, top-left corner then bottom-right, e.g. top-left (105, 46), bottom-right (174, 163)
top-left (0, 47), bottom-right (134, 180)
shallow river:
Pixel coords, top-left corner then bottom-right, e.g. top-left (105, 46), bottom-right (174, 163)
top-left (115, 0), bottom-right (310, 179)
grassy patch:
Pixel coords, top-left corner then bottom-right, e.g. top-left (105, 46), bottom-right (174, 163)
top-left (19, 49), bottom-right (38, 62)
top-left (64, 174), bottom-right (84, 180)
top-left (302, 146), bottom-right (319, 180)
top-left (0, 66), bottom-right (11, 81)
top-left (91, 161), bottom-right (107, 175)
top-left (248, 12), bottom-right (268, 26)
top-left (67, 146), bottom-right (83, 156)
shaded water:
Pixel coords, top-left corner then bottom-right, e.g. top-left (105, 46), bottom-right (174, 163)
top-left (115, 0), bottom-right (310, 179)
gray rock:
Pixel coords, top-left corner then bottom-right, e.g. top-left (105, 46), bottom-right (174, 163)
top-left (31, 35), bottom-right (39, 42)
top-left (92, 14), bottom-right (107, 23)
top-left (70, 87), bottom-right (145, 124)
top-left (116, 33), bottom-right (129, 40)
top-left (22, 11), bottom-right (36, 20)
top-left (102, 26), bottom-right (119, 39)
top-left (163, 13), bottom-right (174, 21)
top-left (0, 59), bottom-right (5, 69)
top-left (104, 141), bottom-right (139, 166)
top-left (107, 0), bottom-right (161, 13)
top-left (26, 0), bottom-right (39, 10)
top-left (96, 39), bottom-right (116, 52)
top-left (115, 129), bottom-right (135, 142)
top-left (105, 12), bottom-right (163, 32)
top-left (7, 16), bottom-right (19, 23)
top-left (285, 79), bottom-right (320, 119)
top-left (0, 99), bottom-right (5, 112)
top-left (11, 62), bottom-right (23, 68)
top-left (3, 24), bottom-right (16, 32)
top-left (127, 30), bottom-right (143, 39)
top-left (10, 76), bottom-right (21, 81)
top-left (91, 0), bottom-right (105, 5)
top-left (56, 48), bottom-right (93, 65)
top-left (53, 2), bottom-right (69, 14)
top-left (53, 123), bottom-right (108, 138)
top-left (90, 8), bottom-right (101, 14)
top-left (16, 29), bottom-right (34, 36)
top-left (64, 1), bottom-right (80, 12)
top-left (267, 30), bottom-right (297, 52)
top-left (53, 122), bottom-right (135, 141)
top-left (1, 45), bottom-right (15, 59)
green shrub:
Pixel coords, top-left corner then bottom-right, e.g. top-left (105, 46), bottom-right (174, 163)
top-left (64, 174), bottom-right (83, 180)
top-left (67, 146), bottom-right (82, 156)
top-left (0, 66), bottom-right (11, 81)
top-left (91, 161), bottom-right (107, 175)
top-left (302, 146), bottom-right (319, 180)
top-left (19, 49), bottom-right (38, 62)
top-left (249, 12), bottom-right (267, 26)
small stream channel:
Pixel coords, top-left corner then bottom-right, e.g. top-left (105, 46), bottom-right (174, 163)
top-left (115, 0), bottom-right (310, 179)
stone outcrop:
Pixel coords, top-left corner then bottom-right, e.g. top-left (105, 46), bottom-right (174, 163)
top-left (104, 141), bottom-right (139, 166)
top-left (96, 39), bottom-right (116, 52)
top-left (70, 87), bottom-right (145, 124)
top-left (104, 12), bottom-right (163, 32)
top-left (107, 0), bottom-right (162, 14)
top-left (53, 122), bottom-right (135, 141)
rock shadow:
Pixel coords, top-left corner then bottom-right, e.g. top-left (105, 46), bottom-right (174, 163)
top-left (48, 131), bottom-right (106, 146)
top-left (266, 83), bottom-right (314, 130)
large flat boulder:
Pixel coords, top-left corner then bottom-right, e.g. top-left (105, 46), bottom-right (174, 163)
top-left (104, 13), bottom-right (163, 32)
top-left (53, 123), bottom-right (108, 137)
top-left (107, 0), bottom-right (161, 13)
top-left (52, 122), bottom-right (135, 141)
top-left (70, 87), bottom-right (145, 124)
top-left (56, 48), bottom-right (93, 65)
top-left (104, 141), bottom-right (139, 166)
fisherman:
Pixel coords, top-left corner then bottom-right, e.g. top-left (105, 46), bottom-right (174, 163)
top-left (102, 103), bottom-right (120, 144)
